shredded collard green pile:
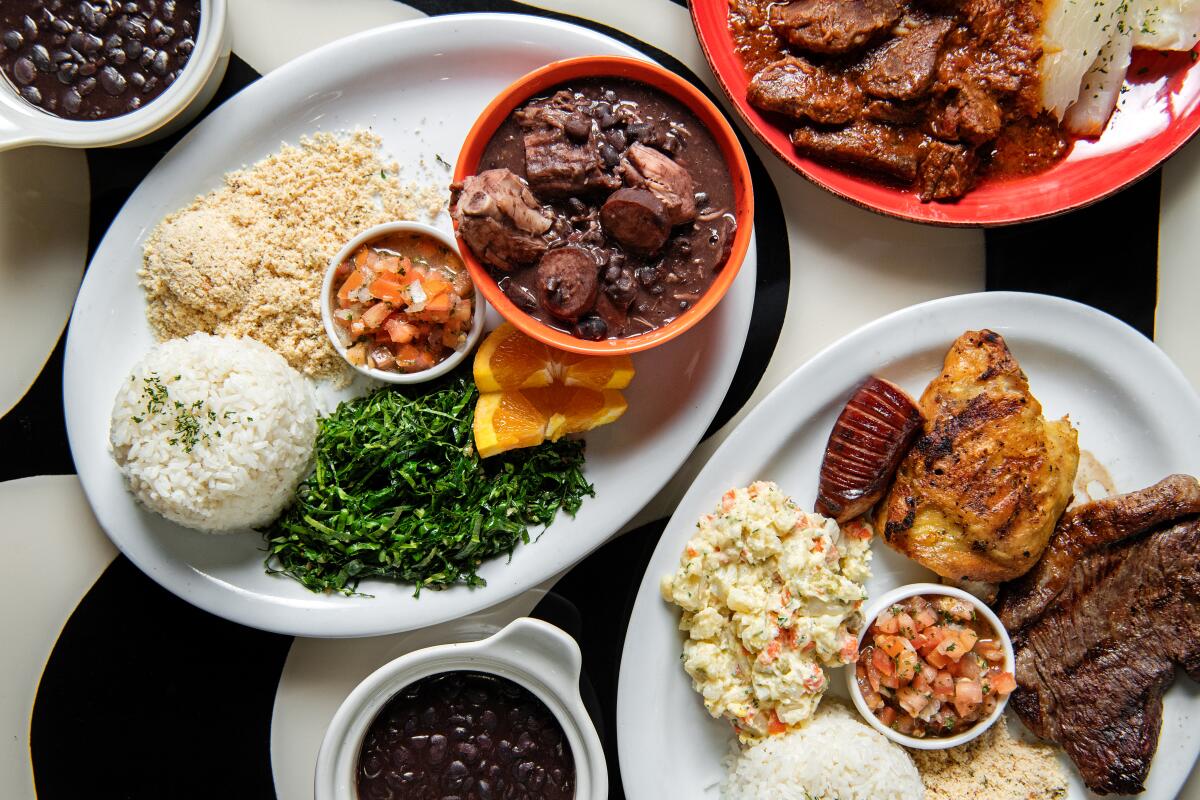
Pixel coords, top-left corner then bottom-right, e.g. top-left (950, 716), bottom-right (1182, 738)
top-left (262, 375), bottom-right (593, 594)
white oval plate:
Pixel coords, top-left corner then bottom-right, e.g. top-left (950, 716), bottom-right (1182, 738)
top-left (63, 14), bottom-right (755, 638)
top-left (617, 291), bottom-right (1200, 799)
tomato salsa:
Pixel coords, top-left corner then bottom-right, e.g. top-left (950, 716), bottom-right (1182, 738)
top-left (331, 233), bottom-right (474, 374)
top-left (856, 594), bottom-right (1016, 738)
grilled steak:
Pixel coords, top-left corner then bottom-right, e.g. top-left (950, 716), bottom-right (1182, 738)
top-left (996, 475), bottom-right (1200, 795)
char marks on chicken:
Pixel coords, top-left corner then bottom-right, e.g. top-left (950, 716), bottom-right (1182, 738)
top-left (996, 475), bottom-right (1200, 795)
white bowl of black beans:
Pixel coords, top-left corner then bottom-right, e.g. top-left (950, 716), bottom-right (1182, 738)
top-left (0, 0), bottom-right (229, 150)
top-left (316, 617), bottom-right (607, 800)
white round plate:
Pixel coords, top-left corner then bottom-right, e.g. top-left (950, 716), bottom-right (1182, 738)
top-left (63, 14), bottom-right (755, 638)
top-left (617, 291), bottom-right (1200, 799)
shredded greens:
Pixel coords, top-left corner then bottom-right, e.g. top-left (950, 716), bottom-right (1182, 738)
top-left (262, 375), bottom-right (593, 594)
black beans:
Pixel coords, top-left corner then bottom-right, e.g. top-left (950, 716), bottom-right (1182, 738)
top-left (357, 672), bottom-right (574, 800)
top-left (0, 0), bottom-right (200, 120)
top-left (574, 316), bottom-right (607, 340)
top-left (563, 113), bottom-right (590, 142)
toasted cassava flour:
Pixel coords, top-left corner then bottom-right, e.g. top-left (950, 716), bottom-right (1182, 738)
top-left (911, 718), bottom-right (1068, 800)
top-left (140, 131), bottom-right (444, 383)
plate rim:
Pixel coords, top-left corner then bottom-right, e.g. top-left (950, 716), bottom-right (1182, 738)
top-left (62, 12), bottom-right (757, 638)
top-left (615, 290), bottom-right (1200, 797)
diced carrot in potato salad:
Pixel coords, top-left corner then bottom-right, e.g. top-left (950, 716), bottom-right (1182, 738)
top-left (855, 593), bottom-right (1015, 738)
top-left (332, 233), bottom-right (474, 374)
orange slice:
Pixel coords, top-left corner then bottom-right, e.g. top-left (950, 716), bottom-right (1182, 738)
top-left (473, 324), bottom-right (635, 457)
top-left (474, 323), bottom-right (554, 392)
top-left (560, 353), bottom-right (635, 390)
top-left (473, 390), bottom-right (547, 458)
top-left (527, 385), bottom-right (628, 441)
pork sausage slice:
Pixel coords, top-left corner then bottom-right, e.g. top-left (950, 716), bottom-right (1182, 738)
top-left (536, 246), bottom-right (599, 321)
top-left (600, 188), bottom-right (671, 254)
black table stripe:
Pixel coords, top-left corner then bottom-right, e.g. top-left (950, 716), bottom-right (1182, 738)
top-left (984, 170), bottom-right (1161, 339)
top-left (31, 555), bottom-right (291, 800)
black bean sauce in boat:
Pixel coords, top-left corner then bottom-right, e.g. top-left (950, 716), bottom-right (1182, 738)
top-left (451, 78), bottom-right (737, 341)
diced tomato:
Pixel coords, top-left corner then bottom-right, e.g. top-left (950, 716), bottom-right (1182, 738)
top-left (385, 318), bottom-right (418, 344)
top-left (954, 678), bottom-right (983, 717)
top-left (422, 276), bottom-right (453, 297)
top-left (896, 612), bottom-right (917, 639)
top-left (450, 298), bottom-right (473, 328)
top-left (956, 654), bottom-right (983, 680)
top-left (925, 648), bottom-right (950, 669)
top-left (895, 648), bottom-right (921, 682)
top-left (975, 638), bottom-right (1006, 662)
top-left (360, 302), bottom-right (391, 330)
top-left (914, 607), bottom-right (939, 630)
top-left (933, 671), bottom-right (956, 700)
top-left (767, 711), bottom-right (787, 736)
top-left (988, 670), bottom-right (1017, 696)
top-left (875, 634), bottom-right (906, 658)
top-left (354, 247), bottom-right (376, 268)
top-left (877, 705), bottom-right (898, 728)
top-left (336, 269), bottom-right (365, 306)
top-left (872, 645), bottom-right (895, 677)
top-left (936, 631), bottom-right (970, 663)
top-left (369, 273), bottom-right (407, 305)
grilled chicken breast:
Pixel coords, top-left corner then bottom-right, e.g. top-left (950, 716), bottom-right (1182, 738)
top-left (876, 330), bottom-right (1079, 583)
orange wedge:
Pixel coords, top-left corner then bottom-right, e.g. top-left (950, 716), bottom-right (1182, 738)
top-left (474, 323), bottom-right (554, 392)
top-left (560, 353), bottom-right (635, 390)
top-left (526, 385), bottom-right (628, 441)
top-left (472, 324), bottom-right (636, 457)
top-left (473, 390), bottom-right (547, 458)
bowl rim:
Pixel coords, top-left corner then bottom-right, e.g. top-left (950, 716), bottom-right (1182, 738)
top-left (319, 220), bottom-right (487, 385)
top-left (451, 54), bottom-right (754, 356)
top-left (0, 0), bottom-right (228, 150)
top-left (314, 617), bottom-right (607, 800)
top-left (845, 582), bottom-right (1016, 750)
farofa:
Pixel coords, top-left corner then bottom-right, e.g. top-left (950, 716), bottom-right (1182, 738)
top-left (911, 717), bottom-right (1069, 800)
top-left (140, 131), bottom-right (444, 384)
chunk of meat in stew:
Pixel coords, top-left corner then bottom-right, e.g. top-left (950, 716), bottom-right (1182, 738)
top-left (621, 143), bottom-right (697, 225)
top-left (856, 17), bottom-right (954, 100)
top-left (519, 96), bottom-right (623, 198)
top-left (791, 121), bottom-right (925, 182)
top-left (769, 0), bottom-right (904, 55)
top-left (537, 246), bottom-right (600, 321)
top-left (450, 169), bottom-right (554, 271)
top-left (748, 56), bottom-right (863, 124)
top-left (917, 139), bottom-right (977, 200)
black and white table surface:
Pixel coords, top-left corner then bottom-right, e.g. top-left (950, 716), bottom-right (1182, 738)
top-left (2, 1), bottom-right (1198, 798)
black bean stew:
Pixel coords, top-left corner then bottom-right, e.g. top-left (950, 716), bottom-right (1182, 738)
top-left (451, 78), bottom-right (737, 342)
top-left (0, 0), bottom-right (200, 120)
top-left (357, 671), bottom-right (575, 800)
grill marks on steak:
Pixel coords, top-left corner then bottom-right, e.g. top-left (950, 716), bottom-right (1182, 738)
top-left (996, 475), bottom-right (1200, 795)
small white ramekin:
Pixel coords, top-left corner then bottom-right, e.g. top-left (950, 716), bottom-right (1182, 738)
top-left (846, 582), bottom-right (1016, 750)
top-left (315, 617), bottom-right (607, 800)
top-left (321, 220), bottom-right (486, 385)
top-left (0, 0), bottom-right (230, 151)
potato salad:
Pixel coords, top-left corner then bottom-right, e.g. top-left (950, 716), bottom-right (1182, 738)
top-left (661, 481), bottom-right (872, 741)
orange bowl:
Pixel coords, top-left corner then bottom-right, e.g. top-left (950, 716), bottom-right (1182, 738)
top-left (453, 55), bottom-right (754, 356)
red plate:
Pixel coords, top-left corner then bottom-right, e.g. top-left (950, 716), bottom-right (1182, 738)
top-left (691, 1), bottom-right (1200, 226)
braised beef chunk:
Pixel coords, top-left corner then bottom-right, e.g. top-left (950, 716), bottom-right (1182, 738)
top-left (747, 57), bottom-right (863, 125)
top-left (927, 80), bottom-right (1003, 144)
top-left (769, 0), bottom-right (904, 54)
top-left (791, 121), bottom-right (924, 181)
top-left (917, 139), bottom-right (976, 200)
top-left (857, 17), bottom-right (954, 100)
top-left (997, 476), bottom-right (1200, 796)
top-left (861, 98), bottom-right (924, 125)
top-left (450, 169), bottom-right (554, 272)
top-left (518, 93), bottom-right (622, 199)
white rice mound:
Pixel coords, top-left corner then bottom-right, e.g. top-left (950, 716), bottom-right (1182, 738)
top-left (109, 333), bottom-right (317, 533)
top-left (722, 700), bottom-right (925, 800)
